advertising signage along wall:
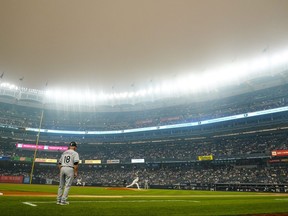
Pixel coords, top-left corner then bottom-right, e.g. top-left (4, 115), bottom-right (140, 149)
top-left (131, 159), bottom-right (145, 163)
top-left (85, 160), bottom-right (101, 164)
top-left (0, 175), bottom-right (23, 183)
top-left (198, 155), bottom-right (213, 161)
top-left (16, 143), bottom-right (68, 151)
top-left (12, 156), bottom-right (33, 162)
top-left (0, 156), bottom-right (10, 161)
top-left (35, 158), bottom-right (58, 163)
top-left (271, 150), bottom-right (288, 157)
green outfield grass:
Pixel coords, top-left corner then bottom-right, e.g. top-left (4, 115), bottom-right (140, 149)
top-left (1, 183), bottom-right (288, 216)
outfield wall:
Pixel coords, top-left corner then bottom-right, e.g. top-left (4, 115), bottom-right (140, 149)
top-left (0, 175), bottom-right (23, 183)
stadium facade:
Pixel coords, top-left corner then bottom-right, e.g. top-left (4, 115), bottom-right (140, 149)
top-left (1, 70), bottom-right (288, 192)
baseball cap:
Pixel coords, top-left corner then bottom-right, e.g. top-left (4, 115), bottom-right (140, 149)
top-left (69, 141), bottom-right (77, 147)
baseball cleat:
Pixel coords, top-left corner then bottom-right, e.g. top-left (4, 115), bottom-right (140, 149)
top-left (60, 201), bottom-right (69, 205)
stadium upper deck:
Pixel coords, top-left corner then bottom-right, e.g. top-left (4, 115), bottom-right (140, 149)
top-left (0, 68), bottom-right (288, 112)
top-left (0, 70), bottom-right (287, 145)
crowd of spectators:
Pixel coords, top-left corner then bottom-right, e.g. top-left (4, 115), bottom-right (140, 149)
top-left (0, 131), bottom-right (285, 163)
top-left (1, 82), bottom-right (288, 188)
top-left (82, 165), bottom-right (287, 185)
top-left (1, 164), bottom-right (287, 186)
top-left (0, 83), bottom-right (287, 131)
top-left (1, 133), bottom-right (288, 187)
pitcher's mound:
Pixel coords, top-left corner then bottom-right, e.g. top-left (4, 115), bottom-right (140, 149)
top-left (106, 187), bottom-right (133, 191)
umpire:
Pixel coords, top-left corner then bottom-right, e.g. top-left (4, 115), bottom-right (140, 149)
top-left (57, 141), bottom-right (79, 205)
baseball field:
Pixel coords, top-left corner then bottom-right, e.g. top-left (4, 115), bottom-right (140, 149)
top-left (1, 183), bottom-right (288, 216)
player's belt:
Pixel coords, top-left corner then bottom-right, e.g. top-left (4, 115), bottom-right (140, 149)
top-left (61, 166), bottom-right (74, 168)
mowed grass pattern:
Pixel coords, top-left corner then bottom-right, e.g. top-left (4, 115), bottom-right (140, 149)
top-left (1, 183), bottom-right (288, 216)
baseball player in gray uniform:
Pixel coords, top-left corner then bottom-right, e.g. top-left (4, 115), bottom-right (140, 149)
top-left (57, 141), bottom-right (79, 205)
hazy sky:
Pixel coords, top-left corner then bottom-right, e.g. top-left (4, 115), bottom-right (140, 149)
top-left (0, 0), bottom-right (288, 92)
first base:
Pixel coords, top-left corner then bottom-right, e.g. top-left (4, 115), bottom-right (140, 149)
top-left (0, 192), bottom-right (3, 196)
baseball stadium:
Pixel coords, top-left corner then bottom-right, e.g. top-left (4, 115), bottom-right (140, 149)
top-left (1, 0), bottom-right (288, 215)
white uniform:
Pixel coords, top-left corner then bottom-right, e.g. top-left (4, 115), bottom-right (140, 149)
top-left (144, 179), bottom-right (149, 189)
top-left (126, 176), bottom-right (140, 189)
top-left (76, 178), bottom-right (82, 186)
top-left (57, 149), bottom-right (79, 204)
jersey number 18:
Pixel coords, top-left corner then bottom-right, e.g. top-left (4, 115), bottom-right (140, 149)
top-left (64, 156), bottom-right (71, 164)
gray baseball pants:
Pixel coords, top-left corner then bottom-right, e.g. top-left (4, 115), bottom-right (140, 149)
top-left (57, 167), bottom-right (74, 203)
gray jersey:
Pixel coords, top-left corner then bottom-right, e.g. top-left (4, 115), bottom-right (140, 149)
top-left (59, 149), bottom-right (79, 167)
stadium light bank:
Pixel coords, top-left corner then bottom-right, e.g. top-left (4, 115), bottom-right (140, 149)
top-left (1, 48), bottom-right (288, 106)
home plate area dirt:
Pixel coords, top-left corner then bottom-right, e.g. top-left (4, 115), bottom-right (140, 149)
top-left (2, 191), bottom-right (56, 196)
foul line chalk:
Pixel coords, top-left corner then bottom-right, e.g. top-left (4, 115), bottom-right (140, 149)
top-left (29, 200), bottom-right (200, 204)
top-left (23, 202), bottom-right (37, 207)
